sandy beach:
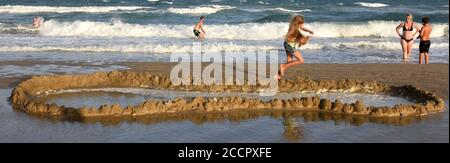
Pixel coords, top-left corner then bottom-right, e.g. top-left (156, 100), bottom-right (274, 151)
top-left (2, 60), bottom-right (448, 143)
top-left (121, 62), bottom-right (450, 99)
top-left (1, 61), bottom-right (448, 99)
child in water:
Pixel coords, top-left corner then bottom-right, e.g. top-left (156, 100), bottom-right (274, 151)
top-left (193, 16), bottom-right (206, 40)
top-left (417, 16), bottom-right (432, 64)
top-left (275, 15), bottom-right (314, 79)
top-left (32, 16), bottom-right (44, 28)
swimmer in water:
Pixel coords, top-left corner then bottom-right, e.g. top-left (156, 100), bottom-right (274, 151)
top-left (193, 16), bottom-right (206, 40)
top-left (396, 14), bottom-right (421, 60)
top-left (275, 15), bottom-right (314, 80)
top-left (417, 16), bottom-right (432, 64)
top-left (32, 16), bottom-right (44, 28)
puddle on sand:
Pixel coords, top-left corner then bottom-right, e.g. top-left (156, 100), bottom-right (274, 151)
top-left (41, 88), bottom-right (414, 108)
top-left (1, 88), bottom-right (448, 143)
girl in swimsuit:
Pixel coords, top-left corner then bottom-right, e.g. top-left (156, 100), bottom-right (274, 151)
top-left (396, 14), bottom-right (420, 60)
top-left (275, 15), bottom-right (314, 79)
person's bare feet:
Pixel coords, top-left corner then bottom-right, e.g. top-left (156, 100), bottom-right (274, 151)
top-left (274, 68), bottom-right (283, 80)
top-left (274, 74), bottom-right (282, 80)
top-left (279, 64), bottom-right (286, 76)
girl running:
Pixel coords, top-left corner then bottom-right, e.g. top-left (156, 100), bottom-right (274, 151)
top-left (276, 15), bottom-right (314, 79)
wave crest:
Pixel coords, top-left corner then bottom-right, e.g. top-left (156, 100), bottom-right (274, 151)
top-left (167, 5), bottom-right (235, 15)
top-left (354, 2), bottom-right (389, 8)
top-left (0, 41), bottom-right (447, 53)
top-left (37, 20), bottom-right (449, 39)
top-left (0, 5), bottom-right (152, 13)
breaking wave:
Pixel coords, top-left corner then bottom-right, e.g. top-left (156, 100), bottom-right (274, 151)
top-left (35, 20), bottom-right (449, 39)
top-left (0, 5), bottom-right (152, 13)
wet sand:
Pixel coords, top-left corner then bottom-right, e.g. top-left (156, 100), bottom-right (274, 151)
top-left (0, 60), bottom-right (127, 88)
top-left (1, 61), bottom-right (448, 99)
top-left (123, 62), bottom-right (449, 99)
top-left (1, 61), bottom-right (448, 142)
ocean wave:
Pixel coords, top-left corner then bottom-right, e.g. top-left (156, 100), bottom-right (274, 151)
top-left (0, 25), bottom-right (38, 34)
top-left (167, 5), bottom-right (235, 15)
top-left (242, 8), bottom-right (311, 13)
top-left (269, 8), bottom-right (311, 13)
top-left (354, 2), bottom-right (389, 8)
top-left (0, 44), bottom-right (277, 53)
top-left (36, 20), bottom-right (449, 39)
top-left (0, 5), bottom-right (152, 13)
top-left (0, 41), bottom-right (447, 53)
top-left (332, 41), bottom-right (449, 50)
top-left (161, 1), bottom-right (174, 5)
top-left (308, 21), bottom-right (448, 38)
top-left (258, 1), bottom-right (270, 5)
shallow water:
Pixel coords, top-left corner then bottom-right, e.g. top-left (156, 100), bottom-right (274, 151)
top-left (0, 0), bottom-right (448, 143)
top-left (0, 0), bottom-right (448, 64)
top-left (42, 88), bottom-right (414, 108)
top-left (0, 64), bottom-right (128, 77)
top-left (1, 88), bottom-right (448, 143)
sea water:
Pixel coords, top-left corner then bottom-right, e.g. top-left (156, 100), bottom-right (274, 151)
top-left (0, 0), bottom-right (448, 63)
top-left (0, 0), bottom-right (449, 143)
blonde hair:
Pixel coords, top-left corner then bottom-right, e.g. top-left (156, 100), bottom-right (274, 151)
top-left (406, 13), bottom-right (413, 21)
top-left (285, 15), bottom-right (310, 46)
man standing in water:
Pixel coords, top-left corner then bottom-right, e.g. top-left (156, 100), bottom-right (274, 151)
top-left (193, 16), bottom-right (206, 40)
top-left (418, 16), bottom-right (432, 64)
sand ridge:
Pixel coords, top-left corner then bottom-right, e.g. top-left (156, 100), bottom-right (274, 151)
top-left (10, 71), bottom-right (445, 118)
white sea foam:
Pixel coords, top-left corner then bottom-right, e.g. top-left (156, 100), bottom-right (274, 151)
top-left (242, 7), bottom-right (310, 13)
top-left (167, 5), bottom-right (235, 15)
top-left (268, 8), bottom-right (311, 13)
top-left (331, 41), bottom-right (449, 50)
top-left (0, 44), bottom-right (278, 53)
top-left (258, 1), bottom-right (270, 5)
top-left (161, 1), bottom-right (173, 5)
top-left (0, 5), bottom-right (152, 13)
top-left (0, 41), bottom-right (447, 53)
top-left (354, 2), bottom-right (389, 8)
top-left (38, 20), bottom-right (449, 39)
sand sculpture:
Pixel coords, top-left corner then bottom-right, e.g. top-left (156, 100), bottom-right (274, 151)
top-left (10, 71), bottom-right (445, 118)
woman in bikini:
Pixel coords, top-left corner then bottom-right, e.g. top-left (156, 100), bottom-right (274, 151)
top-left (396, 14), bottom-right (420, 60)
top-left (275, 15), bottom-right (313, 79)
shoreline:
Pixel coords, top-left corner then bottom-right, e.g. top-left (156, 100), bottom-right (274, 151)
top-left (1, 61), bottom-right (448, 99)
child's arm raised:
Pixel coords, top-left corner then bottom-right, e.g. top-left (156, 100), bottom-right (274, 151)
top-left (300, 25), bottom-right (314, 35)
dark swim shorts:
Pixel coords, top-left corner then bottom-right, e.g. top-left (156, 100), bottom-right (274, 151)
top-left (193, 29), bottom-right (201, 37)
top-left (419, 40), bottom-right (431, 53)
top-left (283, 41), bottom-right (298, 54)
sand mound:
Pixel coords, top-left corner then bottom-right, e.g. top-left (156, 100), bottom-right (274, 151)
top-left (10, 71), bottom-right (445, 118)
